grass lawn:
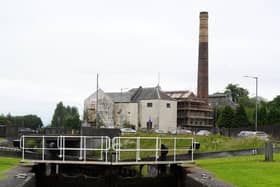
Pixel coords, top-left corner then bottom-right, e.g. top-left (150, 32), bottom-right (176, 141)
top-left (0, 138), bottom-right (6, 143)
top-left (0, 157), bottom-right (20, 180)
top-left (114, 133), bottom-right (265, 160)
top-left (123, 133), bottom-right (265, 153)
top-left (196, 154), bottom-right (280, 187)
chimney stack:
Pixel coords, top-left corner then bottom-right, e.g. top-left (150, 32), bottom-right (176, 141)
top-left (197, 11), bottom-right (209, 102)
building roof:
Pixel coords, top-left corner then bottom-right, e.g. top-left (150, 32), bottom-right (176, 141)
top-left (102, 86), bottom-right (174, 103)
top-left (106, 91), bottom-right (134, 103)
top-left (208, 92), bottom-right (237, 107)
top-left (209, 92), bottom-right (228, 98)
top-left (130, 86), bottom-right (174, 102)
top-left (165, 90), bottom-right (195, 99)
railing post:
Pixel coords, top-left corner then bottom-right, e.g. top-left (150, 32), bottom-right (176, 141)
top-left (174, 137), bottom-right (176, 161)
top-left (191, 138), bottom-right (194, 162)
top-left (59, 136), bottom-right (62, 159)
top-left (101, 136), bottom-right (103, 161)
top-left (83, 136), bottom-right (86, 162)
top-left (22, 135), bottom-right (25, 161)
top-left (112, 137), bottom-right (118, 163)
top-left (155, 137), bottom-right (159, 161)
top-left (136, 137), bottom-right (140, 161)
top-left (79, 136), bottom-right (83, 160)
top-left (118, 137), bottom-right (121, 161)
top-left (63, 136), bottom-right (65, 161)
top-left (42, 136), bottom-right (45, 161)
top-left (105, 137), bottom-right (108, 162)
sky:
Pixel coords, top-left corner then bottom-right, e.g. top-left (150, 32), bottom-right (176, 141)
top-left (0, 0), bottom-right (279, 125)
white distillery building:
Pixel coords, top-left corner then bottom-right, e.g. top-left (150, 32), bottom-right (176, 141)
top-left (84, 86), bottom-right (177, 132)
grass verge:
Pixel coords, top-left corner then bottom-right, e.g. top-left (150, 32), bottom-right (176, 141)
top-left (0, 157), bottom-right (20, 180)
top-left (123, 133), bottom-right (265, 153)
top-left (196, 154), bottom-right (280, 187)
top-left (0, 138), bottom-right (6, 143)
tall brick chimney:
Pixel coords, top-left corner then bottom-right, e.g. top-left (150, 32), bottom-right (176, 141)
top-left (197, 11), bottom-right (208, 102)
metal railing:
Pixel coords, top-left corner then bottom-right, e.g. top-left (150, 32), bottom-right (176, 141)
top-left (20, 135), bottom-right (194, 165)
top-left (20, 135), bottom-right (111, 163)
top-left (112, 136), bottom-right (194, 164)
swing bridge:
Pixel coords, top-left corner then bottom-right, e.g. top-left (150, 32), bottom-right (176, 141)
top-left (20, 135), bottom-right (196, 166)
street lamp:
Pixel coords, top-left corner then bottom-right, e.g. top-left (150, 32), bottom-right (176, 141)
top-left (244, 75), bottom-right (258, 131)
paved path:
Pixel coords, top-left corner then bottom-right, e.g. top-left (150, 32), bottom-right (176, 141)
top-left (0, 164), bottom-right (33, 187)
top-left (185, 165), bottom-right (235, 187)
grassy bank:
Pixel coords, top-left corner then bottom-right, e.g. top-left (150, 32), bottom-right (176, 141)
top-left (0, 138), bottom-right (6, 143)
top-left (123, 133), bottom-right (265, 153)
top-left (197, 155), bottom-right (280, 187)
top-left (0, 157), bottom-right (20, 180)
top-left (115, 133), bottom-right (265, 160)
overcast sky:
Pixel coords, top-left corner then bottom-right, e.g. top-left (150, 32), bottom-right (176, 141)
top-left (0, 0), bottom-right (279, 125)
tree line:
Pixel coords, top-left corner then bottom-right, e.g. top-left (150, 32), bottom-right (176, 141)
top-left (0, 102), bottom-right (81, 130)
top-left (0, 114), bottom-right (43, 129)
top-left (215, 83), bottom-right (280, 128)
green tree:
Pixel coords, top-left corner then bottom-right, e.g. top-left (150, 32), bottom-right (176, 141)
top-left (258, 106), bottom-right (268, 126)
top-left (0, 115), bottom-right (10, 125)
top-left (225, 83), bottom-right (249, 104)
top-left (51, 102), bottom-right (66, 128)
top-left (266, 96), bottom-right (280, 125)
top-left (22, 115), bottom-right (43, 129)
top-left (234, 105), bottom-right (249, 127)
top-left (51, 102), bottom-right (81, 130)
top-left (1, 114), bottom-right (43, 129)
top-left (217, 106), bottom-right (235, 128)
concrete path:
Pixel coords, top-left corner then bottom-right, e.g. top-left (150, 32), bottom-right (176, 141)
top-left (185, 165), bottom-right (235, 187)
top-left (0, 164), bottom-right (33, 187)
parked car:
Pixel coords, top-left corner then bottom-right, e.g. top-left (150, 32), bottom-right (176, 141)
top-left (18, 127), bottom-right (37, 135)
top-left (196, 130), bottom-right (211, 136)
top-left (170, 129), bottom-right (192, 135)
top-left (237, 131), bottom-right (255, 137)
top-left (153, 129), bottom-right (166, 134)
top-left (254, 131), bottom-right (269, 141)
top-left (120, 128), bottom-right (136, 134)
top-left (237, 131), bottom-right (269, 141)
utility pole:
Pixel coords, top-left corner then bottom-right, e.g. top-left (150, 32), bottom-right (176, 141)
top-left (244, 75), bottom-right (258, 131)
top-left (96, 73), bottom-right (99, 128)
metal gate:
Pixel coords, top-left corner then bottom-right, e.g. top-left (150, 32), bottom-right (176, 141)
top-left (20, 135), bottom-right (194, 165)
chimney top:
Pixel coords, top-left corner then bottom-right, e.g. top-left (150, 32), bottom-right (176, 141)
top-left (200, 12), bottom-right (208, 18)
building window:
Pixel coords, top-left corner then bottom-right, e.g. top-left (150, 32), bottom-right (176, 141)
top-left (147, 103), bottom-right (153, 107)
top-left (166, 103), bottom-right (171, 108)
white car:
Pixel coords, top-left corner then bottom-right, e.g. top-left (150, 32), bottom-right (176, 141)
top-left (170, 129), bottom-right (192, 135)
top-left (154, 129), bottom-right (166, 134)
top-left (120, 128), bottom-right (136, 134)
top-left (237, 131), bottom-right (269, 141)
top-left (237, 131), bottom-right (255, 137)
top-left (196, 130), bottom-right (211, 136)
top-left (254, 131), bottom-right (269, 141)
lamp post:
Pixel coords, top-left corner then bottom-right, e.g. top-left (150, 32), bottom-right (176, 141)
top-left (244, 75), bottom-right (258, 131)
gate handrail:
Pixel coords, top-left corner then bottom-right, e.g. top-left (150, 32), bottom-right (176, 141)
top-left (20, 135), bottom-right (194, 164)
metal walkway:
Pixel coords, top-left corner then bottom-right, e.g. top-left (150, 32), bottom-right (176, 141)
top-left (20, 135), bottom-right (195, 165)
